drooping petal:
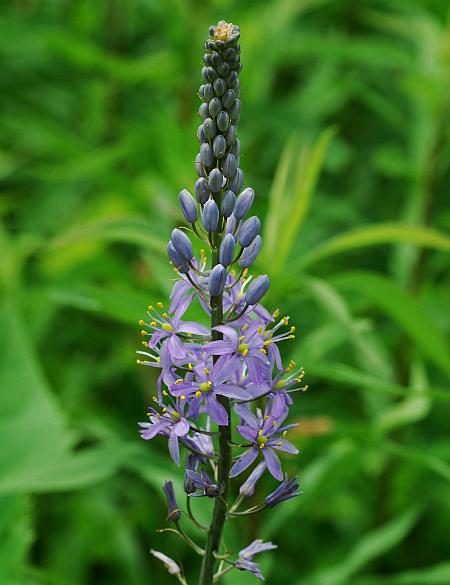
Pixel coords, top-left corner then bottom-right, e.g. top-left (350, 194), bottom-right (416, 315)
top-left (229, 446), bottom-right (259, 478)
top-left (262, 447), bottom-right (283, 481)
top-left (172, 290), bottom-right (195, 320)
top-left (168, 431), bottom-right (180, 465)
top-left (178, 321), bottom-right (210, 336)
top-left (205, 393), bottom-right (228, 425)
top-left (213, 324), bottom-right (239, 345)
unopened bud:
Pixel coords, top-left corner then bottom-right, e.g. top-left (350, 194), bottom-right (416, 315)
top-left (239, 234), bottom-right (262, 268)
top-left (219, 233), bottom-right (236, 266)
top-left (209, 264), bottom-right (227, 296)
top-left (167, 241), bottom-right (189, 274)
top-left (195, 177), bottom-right (210, 204)
top-left (234, 187), bottom-right (254, 219)
top-left (171, 228), bottom-right (193, 261)
top-left (202, 199), bottom-right (219, 232)
top-left (238, 216), bottom-right (261, 247)
top-left (221, 190), bottom-right (236, 218)
top-left (245, 274), bottom-right (270, 305)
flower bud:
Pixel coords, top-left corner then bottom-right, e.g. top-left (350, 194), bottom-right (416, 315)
top-left (225, 124), bottom-right (237, 146)
top-left (219, 233), bottom-right (236, 266)
top-left (234, 187), bottom-right (254, 219)
top-left (163, 480), bottom-right (180, 522)
top-left (222, 89), bottom-right (235, 109)
top-left (212, 135), bottom-right (227, 159)
top-left (171, 228), bottom-right (193, 261)
top-left (239, 235), bottom-right (262, 268)
top-left (202, 199), bottom-right (219, 232)
top-left (221, 153), bottom-right (237, 178)
top-left (229, 168), bottom-right (244, 193)
top-left (208, 168), bottom-right (223, 193)
top-left (200, 143), bottom-right (214, 169)
top-left (209, 97), bottom-right (222, 118)
top-left (216, 111), bottom-right (230, 132)
top-left (238, 216), bottom-right (260, 247)
top-left (229, 98), bottom-right (241, 122)
top-left (221, 190), bottom-right (236, 218)
top-left (209, 264), bottom-right (227, 296)
top-left (199, 102), bottom-right (209, 120)
top-left (245, 274), bottom-right (270, 305)
top-left (178, 189), bottom-right (198, 223)
top-left (195, 154), bottom-right (206, 178)
top-left (213, 78), bottom-right (226, 96)
top-left (231, 138), bottom-right (240, 159)
top-left (217, 61), bottom-right (230, 76)
top-left (195, 177), bottom-right (210, 204)
top-left (203, 118), bottom-right (217, 140)
top-left (167, 241), bottom-right (189, 274)
top-left (226, 214), bottom-right (238, 234)
top-left (197, 124), bottom-right (207, 144)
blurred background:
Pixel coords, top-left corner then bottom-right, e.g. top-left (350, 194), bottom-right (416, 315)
top-left (1, 0), bottom-right (450, 584)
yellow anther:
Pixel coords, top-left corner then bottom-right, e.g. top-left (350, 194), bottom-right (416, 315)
top-left (277, 442), bottom-right (283, 447)
top-left (163, 390), bottom-right (168, 396)
top-left (142, 342), bottom-right (147, 346)
top-left (195, 391), bottom-right (202, 398)
top-left (238, 335), bottom-right (245, 342)
top-left (273, 421), bottom-right (277, 428)
top-left (282, 316), bottom-right (289, 325)
top-left (150, 321), bottom-right (157, 327)
top-left (147, 412), bottom-right (151, 417)
top-left (290, 326), bottom-right (296, 333)
top-left (260, 348), bottom-right (267, 354)
top-left (188, 363), bottom-right (193, 370)
top-left (175, 379), bottom-right (183, 384)
top-left (187, 332), bottom-right (192, 338)
top-left (140, 330), bottom-right (147, 336)
top-left (180, 395), bottom-right (186, 400)
top-left (302, 385), bottom-right (309, 392)
top-left (242, 324), bottom-right (248, 331)
top-left (157, 302), bottom-right (164, 309)
top-left (148, 305), bottom-right (153, 311)
top-left (264, 415), bottom-right (269, 420)
top-left (139, 319), bottom-right (145, 326)
top-left (273, 308), bottom-right (280, 318)
top-left (264, 339), bottom-right (273, 346)
top-left (162, 408), bottom-right (167, 413)
top-left (204, 368), bottom-right (210, 375)
top-left (136, 359), bottom-right (142, 364)
top-left (259, 443), bottom-right (265, 449)
top-left (282, 430), bottom-right (288, 437)
top-left (257, 326), bottom-right (263, 334)
top-left (288, 335), bottom-right (295, 339)
top-left (152, 396), bottom-right (158, 402)
top-left (162, 312), bottom-right (168, 319)
top-left (200, 249), bottom-right (205, 256)
top-left (242, 348), bottom-right (249, 357)
top-left (258, 429), bottom-right (263, 435)
top-left (243, 268), bottom-right (248, 277)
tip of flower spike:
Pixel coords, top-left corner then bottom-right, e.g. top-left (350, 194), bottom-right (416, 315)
top-left (211, 21), bottom-right (239, 42)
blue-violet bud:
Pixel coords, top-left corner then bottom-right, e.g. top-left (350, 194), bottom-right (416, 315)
top-left (238, 215), bottom-right (261, 247)
top-left (245, 274), bottom-right (270, 305)
top-left (202, 199), bottom-right (219, 232)
top-left (209, 264), bottom-right (227, 296)
top-left (239, 234), bottom-right (262, 268)
top-left (171, 228), bottom-right (193, 261)
top-left (219, 233), bottom-right (236, 266)
top-left (167, 241), bottom-right (189, 274)
top-left (208, 168), bottom-right (223, 193)
top-left (221, 190), bottom-right (236, 218)
top-left (178, 189), bottom-right (198, 223)
top-left (234, 187), bottom-right (254, 219)
top-left (195, 177), bottom-right (210, 204)
top-left (163, 480), bottom-right (180, 521)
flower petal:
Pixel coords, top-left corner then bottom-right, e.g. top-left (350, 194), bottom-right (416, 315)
top-left (262, 447), bottom-right (283, 480)
top-left (168, 431), bottom-right (180, 465)
top-left (237, 424), bottom-right (258, 442)
top-left (271, 439), bottom-right (299, 454)
top-left (216, 384), bottom-right (250, 399)
top-left (205, 394), bottom-right (228, 425)
top-left (229, 446), bottom-right (259, 478)
top-left (234, 403), bottom-right (259, 429)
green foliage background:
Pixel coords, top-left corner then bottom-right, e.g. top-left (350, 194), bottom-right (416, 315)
top-left (1, 0), bottom-right (450, 584)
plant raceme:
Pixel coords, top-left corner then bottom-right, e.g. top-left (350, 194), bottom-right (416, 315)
top-left (137, 21), bottom-right (304, 585)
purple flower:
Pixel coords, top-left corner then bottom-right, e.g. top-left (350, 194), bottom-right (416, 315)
top-left (204, 323), bottom-right (271, 385)
top-left (235, 558), bottom-right (264, 580)
top-left (239, 539), bottom-right (277, 560)
top-left (170, 356), bottom-right (248, 425)
top-left (139, 398), bottom-right (190, 465)
top-left (229, 395), bottom-right (299, 481)
top-left (163, 480), bottom-right (180, 521)
top-left (265, 474), bottom-right (302, 508)
top-left (186, 469), bottom-right (219, 498)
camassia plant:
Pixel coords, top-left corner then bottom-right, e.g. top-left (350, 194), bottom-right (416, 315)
top-left (137, 21), bottom-right (304, 585)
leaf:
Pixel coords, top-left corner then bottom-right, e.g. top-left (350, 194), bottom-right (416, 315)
top-left (0, 306), bottom-right (135, 493)
top-left (332, 271), bottom-right (450, 378)
top-left (47, 216), bottom-right (167, 255)
top-left (352, 562), bottom-right (450, 585)
top-left (0, 495), bottom-right (33, 584)
top-left (302, 507), bottom-right (421, 585)
top-left (263, 128), bottom-right (335, 274)
top-left (382, 440), bottom-right (450, 483)
top-left (299, 223), bottom-right (450, 269)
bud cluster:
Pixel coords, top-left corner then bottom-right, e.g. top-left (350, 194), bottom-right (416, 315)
top-left (138, 21), bottom-right (304, 585)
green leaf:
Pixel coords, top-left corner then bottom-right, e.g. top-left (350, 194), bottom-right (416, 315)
top-left (352, 562), bottom-right (450, 585)
top-left (332, 271), bottom-right (450, 378)
top-left (302, 507), bottom-right (421, 585)
top-left (300, 223), bottom-right (450, 269)
top-left (0, 306), bottom-right (134, 493)
top-left (0, 495), bottom-right (33, 584)
top-left (263, 128), bottom-right (335, 274)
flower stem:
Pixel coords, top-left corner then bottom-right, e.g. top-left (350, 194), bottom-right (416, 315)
top-left (198, 232), bottom-right (231, 585)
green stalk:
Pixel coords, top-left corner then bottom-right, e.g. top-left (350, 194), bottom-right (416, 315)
top-left (198, 228), bottom-right (231, 585)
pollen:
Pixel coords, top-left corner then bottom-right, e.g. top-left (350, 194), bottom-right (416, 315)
top-left (282, 316), bottom-right (289, 325)
top-left (273, 421), bottom-right (277, 428)
top-left (162, 312), bottom-right (168, 319)
top-left (148, 305), bottom-right (153, 311)
top-left (257, 326), bottom-right (263, 334)
top-left (242, 324), bottom-right (248, 331)
top-left (264, 339), bottom-right (273, 346)
top-left (242, 348), bottom-right (249, 357)
top-left (175, 379), bottom-right (183, 384)
top-left (302, 385), bottom-right (309, 392)
top-left (150, 321), bottom-right (157, 327)
top-left (260, 348), bottom-right (267, 354)
top-left (290, 326), bottom-right (296, 333)
top-left (188, 363), bottom-right (193, 370)
top-left (180, 395), bottom-right (186, 400)
top-left (195, 391), bottom-right (202, 398)
top-left (258, 429), bottom-right (263, 435)
top-left (136, 359), bottom-right (142, 364)
top-left (157, 302), bottom-right (164, 309)
top-left (289, 335), bottom-right (295, 339)
top-left (282, 430), bottom-right (288, 437)
top-left (139, 319), bottom-right (145, 326)
top-left (238, 335), bottom-right (245, 342)
top-left (204, 367), bottom-right (210, 374)
top-left (163, 390), bottom-right (168, 396)
top-left (140, 330), bottom-right (147, 336)
top-left (213, 21), bottom-right (235, 41)
top-left (273, 308), bottom-right (280, 318)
